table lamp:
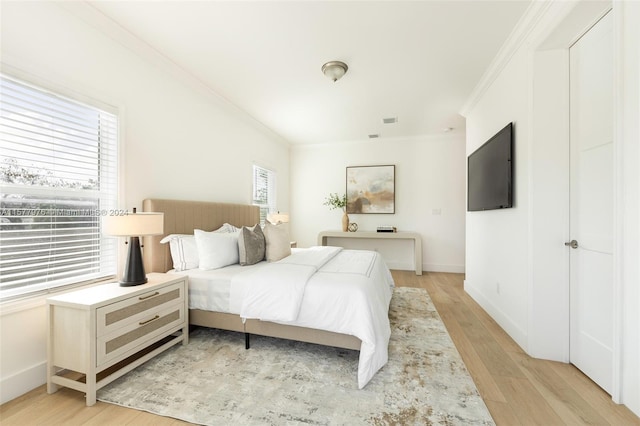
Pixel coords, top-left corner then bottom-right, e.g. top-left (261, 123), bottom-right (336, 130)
top-left (102, 208), bottom-right (164, 286)
top-left (267, 212), bottom-right (289, 225)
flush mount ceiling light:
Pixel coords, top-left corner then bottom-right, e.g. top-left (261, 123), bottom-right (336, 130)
top-left (321, 61), bottom-right (348, 82)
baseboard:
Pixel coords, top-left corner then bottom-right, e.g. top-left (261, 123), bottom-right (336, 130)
top-left (387, 262), bottom-right (465, 273)
top-left (423, 263), bottom-right (465, 273)
top-left (0, 361), bottom-right (46, 405)
top-left (463, 279), bottom-right (528, 351)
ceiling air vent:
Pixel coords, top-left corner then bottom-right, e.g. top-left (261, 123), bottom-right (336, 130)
top-left (368, 134), bottom-right (380, 139)
top-left (382, 117), bottom-right (398, 124)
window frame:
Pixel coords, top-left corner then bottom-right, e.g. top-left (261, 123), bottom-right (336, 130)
top-left (252, 164), bottom-right (276, 226)
top-left (0, 73), bottom-right (120, 301)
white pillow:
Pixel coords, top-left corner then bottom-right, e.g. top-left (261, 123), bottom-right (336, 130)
top-left (194, 229), bottom-right (239, 270)
top-left (159, 223), bottom-right (238, 271)
top-left (217, 223), bottom-right (239, 233)
top-left (263, 222), bottom-right (291, 262)
top-left (160, 234), bottom-right (199, 271)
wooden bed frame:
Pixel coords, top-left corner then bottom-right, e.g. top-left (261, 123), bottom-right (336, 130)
top-left (142, 198), bottom-right (361, 351)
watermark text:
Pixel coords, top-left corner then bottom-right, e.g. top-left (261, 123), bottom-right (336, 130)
top-left (0, 208), bottom-right (129, 217)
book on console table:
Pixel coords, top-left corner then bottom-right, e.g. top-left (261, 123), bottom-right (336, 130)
top-left (377, 226), bottom-right (397, 233)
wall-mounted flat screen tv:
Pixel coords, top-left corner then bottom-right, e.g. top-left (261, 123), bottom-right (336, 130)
top-left (467, 122), bottom-right (513, 211)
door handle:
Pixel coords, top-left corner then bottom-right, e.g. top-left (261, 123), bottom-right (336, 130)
top-left (564, 240), bottom-right (579, 249)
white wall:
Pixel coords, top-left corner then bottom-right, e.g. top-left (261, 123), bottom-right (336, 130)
top-left (290, 134), bottom-right (466, 273)
top-left (464, 49), bottom-right (530, 347)
top-left (0, 2), bottom-right (289, 404)
top-left (464, 0), bottom-right (640, 416)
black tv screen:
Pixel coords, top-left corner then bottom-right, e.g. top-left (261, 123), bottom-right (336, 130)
top-left (467, 122), bottom-right (513, 211)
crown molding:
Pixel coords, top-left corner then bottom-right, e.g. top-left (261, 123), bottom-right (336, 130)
top-left (459, 1), bottom-right (554, 117)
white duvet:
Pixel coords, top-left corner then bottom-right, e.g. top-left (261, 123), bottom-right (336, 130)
top-left (229, 246), bottom-right (394, 389)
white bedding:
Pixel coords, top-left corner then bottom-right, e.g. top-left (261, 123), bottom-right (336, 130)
top-left (179, 263), bottom-right (264, 313)
top-left (176, 246), bottom-right (394, 389)
top-left (230, 246), bottom-right (343, 322)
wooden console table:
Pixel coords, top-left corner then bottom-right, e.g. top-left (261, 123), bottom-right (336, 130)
top-left (318, 231), bottom-right (422, 275)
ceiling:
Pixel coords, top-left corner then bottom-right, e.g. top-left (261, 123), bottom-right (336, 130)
top-left (86, 1), bottom-right (531, 145)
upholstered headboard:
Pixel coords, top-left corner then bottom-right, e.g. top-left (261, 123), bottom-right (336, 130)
top-left (142, 199), bottom-right (260, 273)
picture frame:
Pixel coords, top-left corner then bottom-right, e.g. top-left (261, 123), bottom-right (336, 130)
top-left (346, 165), bottom-right (395, 214)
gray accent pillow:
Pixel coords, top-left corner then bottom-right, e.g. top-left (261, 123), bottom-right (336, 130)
top-left (238, 224), bottom-right (266, 266)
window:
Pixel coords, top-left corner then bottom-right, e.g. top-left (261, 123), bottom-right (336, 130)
top-left (0, 75), bottom-right (118, 300)
top-left (252, 164), bottom-right (276, 226)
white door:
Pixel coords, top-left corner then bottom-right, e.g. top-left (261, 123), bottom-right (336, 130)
top-left (569, 11), bottom-right (613, 394)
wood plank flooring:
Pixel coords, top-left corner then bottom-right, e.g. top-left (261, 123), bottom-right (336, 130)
top-left (1, 271), bottom-right (638, 425)
top-left (393, 270), bottom-right (640, 426)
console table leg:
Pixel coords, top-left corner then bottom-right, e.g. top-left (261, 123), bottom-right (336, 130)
top-left (415, 239), bottom-right (423, 275)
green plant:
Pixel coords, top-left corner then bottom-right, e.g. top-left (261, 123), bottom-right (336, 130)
top-left (324, 193), bottom-right (347, 211)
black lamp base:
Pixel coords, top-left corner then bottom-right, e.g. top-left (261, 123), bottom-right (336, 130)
top-left (120, 236), bottom-right (148, 287)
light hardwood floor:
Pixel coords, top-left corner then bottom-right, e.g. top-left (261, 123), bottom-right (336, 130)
top-left (1, 271), bottom-right (639, 425)
top-left (393, 271), bottom-right (640, 426)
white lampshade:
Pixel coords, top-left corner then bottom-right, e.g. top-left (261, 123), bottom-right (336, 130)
top-left (267, 212), bottom-right (289, 224)
top-left (102, 212), bottom-right (164, 236)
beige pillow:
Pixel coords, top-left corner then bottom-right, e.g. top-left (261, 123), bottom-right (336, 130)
top-left (263, 222), bottom-right (291, 262)
top-left (238, 224), bottom-right (265, 265)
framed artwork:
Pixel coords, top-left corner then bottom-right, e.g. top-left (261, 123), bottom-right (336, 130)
top-left (346, 165), bottom-right (395, 214)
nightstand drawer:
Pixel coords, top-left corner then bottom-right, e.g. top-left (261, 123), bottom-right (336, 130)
top-left (97, 303), bottom-right (184, 367)
top-left (96, 282), bottom-right (184, 337)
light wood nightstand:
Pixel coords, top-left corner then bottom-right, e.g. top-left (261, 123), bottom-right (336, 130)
top-left (46, 273), bottom-right (188, 406)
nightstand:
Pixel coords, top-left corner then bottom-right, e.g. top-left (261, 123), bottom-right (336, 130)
top-left (46, 273), bottom-right (188, 406)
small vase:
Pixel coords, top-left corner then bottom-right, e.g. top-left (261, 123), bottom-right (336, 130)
top-left (342, 211), bottom-right (349, 232)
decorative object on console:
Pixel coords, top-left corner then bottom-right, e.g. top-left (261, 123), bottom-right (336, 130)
top-left (324, 192), bottom-right (349, 232)
top-left (348, 223), bottom-right (358, 232)
top-left (321, 60), bottom-right (348, 82)
top-left (377, 226), bottom-right (397, 233)
top-left (346, 165), bottom-right (395, 214)
top-left (102, 208), bottom-right (163, 286)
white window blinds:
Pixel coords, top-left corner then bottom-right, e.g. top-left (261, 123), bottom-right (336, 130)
top-left (252, 164), bottom-right (276, 225)
top-left (0, 75), bottom-right (118, 300)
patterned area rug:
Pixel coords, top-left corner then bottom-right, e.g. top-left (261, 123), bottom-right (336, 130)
top-left (98, 287), bottom-right (494, 425)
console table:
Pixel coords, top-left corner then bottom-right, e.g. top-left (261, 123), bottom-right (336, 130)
top-left (318, 231), bottom-right (422, 275)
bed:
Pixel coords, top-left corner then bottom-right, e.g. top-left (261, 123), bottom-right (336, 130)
top-left (141, 198), bottom-right (394, 388)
